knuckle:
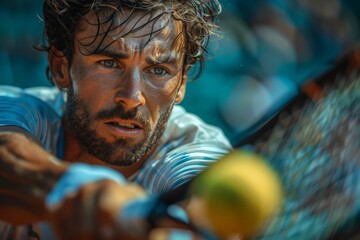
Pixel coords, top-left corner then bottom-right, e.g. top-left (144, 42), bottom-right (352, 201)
top-left (0, 132), bottom-right (11, 145)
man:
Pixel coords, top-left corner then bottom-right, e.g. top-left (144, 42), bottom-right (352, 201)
top-left (0, 0), bottom-right (231, 239)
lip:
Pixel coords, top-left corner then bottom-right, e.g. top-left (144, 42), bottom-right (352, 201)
top-left (103, 119), bottom-right (143, 138)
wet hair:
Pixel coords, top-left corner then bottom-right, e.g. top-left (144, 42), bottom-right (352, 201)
top-left (38, 0), bottom-right (221, 81)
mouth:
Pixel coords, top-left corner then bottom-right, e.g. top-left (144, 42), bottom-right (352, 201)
top-left (104, 119), bottom-right (143, 138)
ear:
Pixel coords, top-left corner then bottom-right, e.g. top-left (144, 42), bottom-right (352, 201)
top-left (48, 48), bottom-right (70, 90)
top-left (175, 66), bottom-right (189, 103)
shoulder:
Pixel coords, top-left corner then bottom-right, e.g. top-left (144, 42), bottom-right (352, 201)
top-left (160, 105), bottom-right (232, 149)
top-left (133, 105), bottom-right (232, 193)
top-left (0, 86), bottom-right (64, 154)
top-left (0, 86), bottom-right (65, 116)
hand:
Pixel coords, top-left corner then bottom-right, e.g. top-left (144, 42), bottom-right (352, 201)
top-left (49, 179), bottom-right (146, 240)
top-left (50, 180), bottom-right (205, 240)
top-left (0, 131), bottom-right (68, 224)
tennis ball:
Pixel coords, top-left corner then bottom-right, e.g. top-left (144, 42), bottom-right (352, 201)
top-left (192, 150), bottom-right (283, 237)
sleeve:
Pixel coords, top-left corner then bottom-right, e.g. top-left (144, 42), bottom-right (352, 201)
top-left (0, 86), bottom-right (62, 154)
top-left (134, 106), bottom-right (233, 194)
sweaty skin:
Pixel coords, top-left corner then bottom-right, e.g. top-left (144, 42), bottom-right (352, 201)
top-left (49, 8), bottom-right (188, 178)
top-left (0, 131), bottom-right (67, 224)
top-left (0, 7), bottom-right (202, 240)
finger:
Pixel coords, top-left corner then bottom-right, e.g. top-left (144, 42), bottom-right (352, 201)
top-left (81, 180), bottom-right (125, 239)
top-left (95, 181), bottom-right (147, 240)
top-left (97, 181), bottom-right (147, 236)
top-left (49, 192), bottom-right (79, 239)
top-left (51, 182), bottom-right (102, 239)
top-left (93, 184), bottom-right (116, 240)
top-left (126, 182), bottom-right (147, 197)
top-left (148, 228), bottom-right (202, 240)
top-left (77, 182), bottom-right (104, 234)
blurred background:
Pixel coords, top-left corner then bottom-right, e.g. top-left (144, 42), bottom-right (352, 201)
top-left (1, 0), bottom-right (360, 146)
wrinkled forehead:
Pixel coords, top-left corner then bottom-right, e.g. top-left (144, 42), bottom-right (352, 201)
top-left (75, 6), bottom-right (184, 55)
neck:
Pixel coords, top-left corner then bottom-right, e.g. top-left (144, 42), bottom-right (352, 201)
top-left (62, 117), bottom-right (150, 178)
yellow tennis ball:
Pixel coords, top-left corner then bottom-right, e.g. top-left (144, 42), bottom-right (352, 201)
top-left (192, 150), bottom-right (283, 237)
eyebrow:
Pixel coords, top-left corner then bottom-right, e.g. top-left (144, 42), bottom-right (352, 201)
top-left (92, 48), bottom-right (182, 65)
top-left (93, 48), bottom-right (129, 59)
top-left (146, 53), bottom-right (181, 66)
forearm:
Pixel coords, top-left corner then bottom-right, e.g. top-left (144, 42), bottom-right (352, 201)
top-left (0, 130), bottom-right (142, 237)
top-left (0, 128), bottom-right (191, 238)
top-left (0, 130), bottom-right (67, 224)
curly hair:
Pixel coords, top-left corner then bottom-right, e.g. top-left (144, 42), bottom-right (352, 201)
top-left (38, 0), bottom-right (221, 81)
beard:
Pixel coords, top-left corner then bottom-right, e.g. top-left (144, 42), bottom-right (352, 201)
top-left (65, 86), bottom-right (174, 166)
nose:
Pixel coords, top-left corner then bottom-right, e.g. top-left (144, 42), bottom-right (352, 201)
top-left (114, 70), bottom-right (146, 110)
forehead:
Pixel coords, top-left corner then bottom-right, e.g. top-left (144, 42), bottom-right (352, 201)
top-left (75, 7), bottom-right (184, 55)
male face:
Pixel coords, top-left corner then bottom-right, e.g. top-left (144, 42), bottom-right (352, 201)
top-left (62, 7), bottom-right (187, 166)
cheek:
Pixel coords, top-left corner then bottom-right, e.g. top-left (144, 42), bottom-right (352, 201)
top-left (163, 77), bottom-right (181, 96)
top-left (144, 79), bottom-right (179, 126)
top-left (70, 69), bottom-right (114, 114)
top-left (145, 78), bottom-right (179, 114)
top-left (146, 74), bottom-right (181, 100)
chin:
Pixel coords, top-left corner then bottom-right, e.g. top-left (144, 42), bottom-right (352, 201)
top-left (99, 150), bottom-right (140, 167)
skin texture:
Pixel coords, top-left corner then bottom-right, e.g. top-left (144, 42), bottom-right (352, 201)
top-left (0, 7), bottom-right (196, 239)
top-left (50, 8), bottom-right (188, 177)
top-left (0, 131), bottom-right (165, 239)
top-left (50, 180), bottom-right (146, 240)
top-left (0, 130), bottom-right (67, 224)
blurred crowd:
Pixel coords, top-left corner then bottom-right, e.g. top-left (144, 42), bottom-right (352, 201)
top-left (1, 0), bottom-right (359, 144)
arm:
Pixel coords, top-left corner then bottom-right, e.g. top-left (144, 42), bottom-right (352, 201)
top-left (0, 87), bottom-right (68, 224)
top-left (0, 128), bottom-right (67, 224)
top-left (0, 89), bottom-right (149, 238)
top-left (0, 90), bottom-right (227, 238)
top-left (0, 129), bottom-right (214, 239)
top-left (0, 127), bottom-right (149, 240)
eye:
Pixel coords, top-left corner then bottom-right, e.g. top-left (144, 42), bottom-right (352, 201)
top-left (99, 59), bottom-right (119, 69)
top-left (151, 67), bottom-right (168, 76)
